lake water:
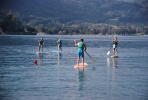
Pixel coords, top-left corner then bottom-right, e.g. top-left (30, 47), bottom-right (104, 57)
top-left (0, 35), bottom-right (148, 100)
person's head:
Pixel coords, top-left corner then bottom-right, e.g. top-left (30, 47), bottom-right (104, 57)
top-left (80, 39), bottom-right (84, 42)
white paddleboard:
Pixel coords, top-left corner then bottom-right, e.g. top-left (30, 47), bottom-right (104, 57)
top-left (36, 52), bottom-right (43, 54)
top-left (51, 50), bottom-right (63, 53)
top-left (36, 52), bottom-right (46, 55)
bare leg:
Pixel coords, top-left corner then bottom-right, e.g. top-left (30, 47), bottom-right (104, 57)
top-left (60, 47), bottom-right (62, 51)
top-left (77, 57), bottom-right (80, 65)
top-left (82, 56), bottom-right (85, 71)
top-left (112, 49), bottom-right (115, 55)
top-left (115, 49), bottom-right (118, 55)
top-left (58, 45), bottom-right (59, 51)
top-left (112, 50), bottom-right (114, 55)
top-left (82, 57), bottom-right (84, 66)
top-left (39, 45), bottom-right (41, 52)
top-left (41, 46), bottom-right (43, 53)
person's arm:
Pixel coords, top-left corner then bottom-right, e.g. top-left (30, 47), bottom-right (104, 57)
top-left (112, 39), bottom-right (115, 44)
top-left (74, 40), bottom-right (78, 46)
top-left (84, 44), bottom-right (87, 51)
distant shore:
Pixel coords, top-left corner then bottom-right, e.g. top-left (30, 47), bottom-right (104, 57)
top-left (0, 33), bottom-right (147, 36)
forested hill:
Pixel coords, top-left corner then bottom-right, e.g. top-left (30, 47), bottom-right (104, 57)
top-left (0, 0), bottom-right (148, 24)
top-left (0, 0), bottom-right (148, 35)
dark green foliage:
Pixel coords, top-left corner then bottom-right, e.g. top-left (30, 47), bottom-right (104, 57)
top-left (0, 0), bottom-right (148, 24)
top-left (0, 0), bottom-right (147, 35)
top-left (0, 14), bottom-right (36, 34)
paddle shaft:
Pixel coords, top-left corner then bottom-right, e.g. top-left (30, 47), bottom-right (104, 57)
top-left (85, 51), bottom-right (92, 58)
top-left (107, 47), bottom-right (112, 55)
top-left (85, 51), bottom-right (96, 62)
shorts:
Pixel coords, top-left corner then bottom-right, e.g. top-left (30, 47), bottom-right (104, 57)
top-left (39, 44), bottom-right (43, 47)
top-left (77, 49), bottom-right (84, 57)
top-left (113, 44), bottom-right (117, 50)
top-left (113, 44), bottom-right (116, 49)
top-left (58, 44), bottom-right (62, 48)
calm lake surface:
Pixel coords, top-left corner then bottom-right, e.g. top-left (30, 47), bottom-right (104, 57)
top-left (0, 35), bottom-right (148, 100)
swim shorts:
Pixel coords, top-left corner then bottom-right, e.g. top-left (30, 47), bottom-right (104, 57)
top-left (77, 49), bottom-right (84, 57)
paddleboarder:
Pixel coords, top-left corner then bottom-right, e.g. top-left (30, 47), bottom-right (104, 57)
top-left (38, 37), bottom-right (44, 53)
top-left (112, 36), bottom-right (118, 55)
top-left (57, 38), bottom-right (62, 51)
top-left (74, 39), bottom-right (87, 66)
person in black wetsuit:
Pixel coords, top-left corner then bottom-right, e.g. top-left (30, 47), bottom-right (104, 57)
top-left (57, 38), bottom-right (62, 51)
top-left (38, 38), bottom-right (44, 53)
top-left (112, 36), bottom-right (118, 55)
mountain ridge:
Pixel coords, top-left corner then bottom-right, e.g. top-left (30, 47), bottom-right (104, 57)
top-left (0, 0), bottom-right (148, 25)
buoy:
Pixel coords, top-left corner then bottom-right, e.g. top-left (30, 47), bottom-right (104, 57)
top-left (33, 60), bottom-right (38, 64)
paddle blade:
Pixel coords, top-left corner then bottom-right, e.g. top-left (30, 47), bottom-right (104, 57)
top-left (107, 51), bottom-right (110, 55)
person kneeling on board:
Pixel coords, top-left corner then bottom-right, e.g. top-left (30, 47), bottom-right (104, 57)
top-left (74, 39), bottom-right (87, 66)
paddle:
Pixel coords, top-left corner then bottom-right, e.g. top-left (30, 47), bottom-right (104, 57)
top-left (107, 50), bottom-right (110, 56)
top-left (85, 51), bottom-right (96, 63)
top-left (107, 47), bottom-right (112, 56)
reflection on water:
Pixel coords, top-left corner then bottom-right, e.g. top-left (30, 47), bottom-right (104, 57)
top-left (106, 57), bottom-right (118, 69)
top-left (107, 57), bottom-right (110, 68)
top-left (0, 35), bottom-right (148, 100)
top-left (36, 53), bottom-right (43, 65)
top-left (111, 58), bottom-right (118, 68)
top-left (57, 52), bottom-right (62, 64)
top-left (106, 57), bottom-right (118, 81)
top-left (78, 71), bottom-right (85, 91)
top-left (106, 57), bottom-right (119, 100)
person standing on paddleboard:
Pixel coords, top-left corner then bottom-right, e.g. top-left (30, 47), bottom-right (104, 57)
top-left (38, 37), bottom-right (44, 53)
top-left (57, 38), bottom-right (62, 51)
top-left (112, 36), bottom-right (118, 55)
top-left (74, 39), bottom-right (87, 66)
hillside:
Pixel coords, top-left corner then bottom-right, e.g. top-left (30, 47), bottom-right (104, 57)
top-left (0, 0), bottom-right (148, 35)
top-left (0, 0), bottom-right (147, 25)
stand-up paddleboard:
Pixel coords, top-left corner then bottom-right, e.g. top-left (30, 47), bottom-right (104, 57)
top-left (74, 63), bottom-right (88, 68)
top-left (36, 51), bottom-right (43, 54)
top-left (111, 55), bottom-right (118, 58)
top-left (51, 50), bottom-right (63, 53)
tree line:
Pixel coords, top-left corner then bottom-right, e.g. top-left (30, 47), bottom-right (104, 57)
top-left (0, 14), bottom-right (147, 35)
